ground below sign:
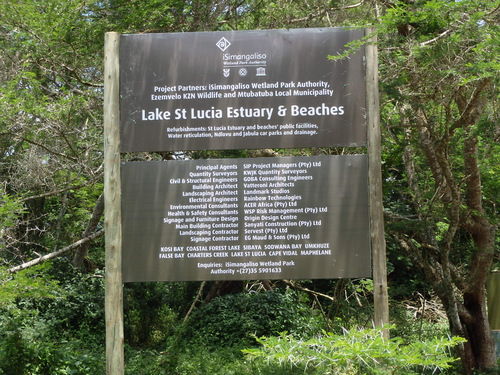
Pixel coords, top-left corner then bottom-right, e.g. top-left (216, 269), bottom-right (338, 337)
top-left (121, 155), bottom-right (371, 282)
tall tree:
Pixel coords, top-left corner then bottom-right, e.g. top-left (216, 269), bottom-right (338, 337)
top-left (0, 0), bottom-right (107, 264)
top-left (377, 0), bottom-right (499, 372)
top-left (237, 0), bottom-right (499, 372)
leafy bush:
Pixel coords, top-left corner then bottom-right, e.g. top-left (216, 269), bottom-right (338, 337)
top-left (0, 262), bottom-right (106, 374)
top-left (0, 298), bottom-right (105, 374)
top-left (125, 344), bottom-right (309, 375)
top-left (182, 290), bottom-right (322, 347)
top-left (20, 260), bottom-right (106, 344)
top-left (124, 282), bottom-right (179, 347)
top-left (0, 263), bottom-right (60, 307)
top-left (243, 326), bottom-right (465, 375)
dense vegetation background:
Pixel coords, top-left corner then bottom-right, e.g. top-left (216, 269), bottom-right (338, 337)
top-left (0, 0), bottom-right (498, 374)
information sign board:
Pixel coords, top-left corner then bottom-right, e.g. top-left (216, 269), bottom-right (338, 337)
top-left (121, 155), bottom-right (371, 282)
top-left (120, 28), bottom-right (366, 152)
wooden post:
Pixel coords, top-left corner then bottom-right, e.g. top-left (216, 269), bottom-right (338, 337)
top-left (365, 28), bottom-right (390, 337)
top-left (104, 32), bottom-right (124, 374)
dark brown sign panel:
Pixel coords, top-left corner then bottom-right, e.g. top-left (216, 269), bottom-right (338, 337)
top-left (120, 28), bottom-right (366, 152)
top-left (121, 155), bottom-right (371, 282)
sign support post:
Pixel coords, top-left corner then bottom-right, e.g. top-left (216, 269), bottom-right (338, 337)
top-left (365, 28), bottom-right (390, 337)
top-left (104, 31), bottom-right (124, 375)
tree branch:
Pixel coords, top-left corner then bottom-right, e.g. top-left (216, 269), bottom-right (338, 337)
top-left (419, 28), bottom-right (453, 46)
top-left (281, 279), bottom-right (334, 301)
top-left (288, 1), bottom-right (365, 24)
top-left (183, 281), bottom-right (206, 323)
top-left (72, 193), bottom-right (105, 267)
top-left (19, 180), bottom-right (97, 203)
top-left (20, 137), bottom-right (78, 162)
top-left (7, 229), bottom-right (104, 273)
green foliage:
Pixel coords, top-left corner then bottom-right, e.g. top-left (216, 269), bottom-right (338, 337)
top-left (183, 290), bottom-right (322, 347)
top-left (123, 282), bottom-right (179, 347)
top-left (25, 260), bottom-right (106, 342)
top-left (0, 194), bottom-right (25, 235)
top-left (0, 308), bottom-right (105, 375)
top-left (244, 326), bottom-right (466, 375)
top-left (0, 263), bottom-right (60, 307)
top-left (0, 263), bottom-right (106, 374)
top-left (125, 344), bottom-right (308, 375)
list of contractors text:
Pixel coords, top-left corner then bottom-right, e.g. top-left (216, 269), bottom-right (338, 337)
top-left (151, 156), bottom-right (362, 279)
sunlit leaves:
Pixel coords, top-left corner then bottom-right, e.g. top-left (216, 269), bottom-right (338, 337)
top-left (244, 326), bottom-right (465, 374)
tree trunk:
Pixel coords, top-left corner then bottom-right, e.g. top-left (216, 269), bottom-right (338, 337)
top-left (461, 290), bottom-right (497, 372)
top-left (459, 132), bottom-right (497, 372)
top-left (204, 280), bottom-right (244, 303)
top-left (395, 101), bottom-right (498, 373)
top-left (72, 193), bottom-right (105, 268)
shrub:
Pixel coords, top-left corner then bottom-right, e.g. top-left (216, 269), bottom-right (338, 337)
top-left (243, 326), bottom-right (465, 375)
top-left (182, 290), bottom-right (322, 347)
top-left (0, 306), bottom-right (105, 374)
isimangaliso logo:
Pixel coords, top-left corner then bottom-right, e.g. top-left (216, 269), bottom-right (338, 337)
top-left (216, 37), bottom-right (231, 51)
top-left (223, 69), bottom-right (230, 77)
